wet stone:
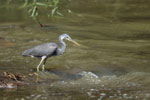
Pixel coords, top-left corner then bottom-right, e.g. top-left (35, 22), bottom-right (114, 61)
top-left (0, 71), bottom-right (39, 88)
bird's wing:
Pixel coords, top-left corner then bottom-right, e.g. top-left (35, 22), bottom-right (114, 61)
top-left (23, 43), bottom-right (58, 57)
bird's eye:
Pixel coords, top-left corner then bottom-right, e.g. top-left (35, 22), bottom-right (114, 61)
top-left (65, 36), bottom-right (71, 41)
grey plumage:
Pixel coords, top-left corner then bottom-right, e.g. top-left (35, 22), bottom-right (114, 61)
top-left (22, 43), bottom-right (58, 57)
top-left (22, 34), bottom-right (80, 72)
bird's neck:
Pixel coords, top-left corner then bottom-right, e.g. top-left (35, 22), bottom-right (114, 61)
top-left (58, 36), bottom-right (66, 55)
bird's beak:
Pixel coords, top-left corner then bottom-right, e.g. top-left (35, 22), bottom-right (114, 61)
top-left (71, 40), bottom-right (80, 46)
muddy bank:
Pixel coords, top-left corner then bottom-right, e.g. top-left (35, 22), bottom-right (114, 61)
top-left (0, 71), bottom-right (38, 88)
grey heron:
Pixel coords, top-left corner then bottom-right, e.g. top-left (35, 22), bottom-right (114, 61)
top-left (22, 34), bottom-right (80, 72)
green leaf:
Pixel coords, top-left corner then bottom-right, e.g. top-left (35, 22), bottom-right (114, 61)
top-left (36, 2), bottom-right (51, 7)
top-left (56, 11), bottom-right (63, 16)
top-left (23, 0), bottom-right (28, 7)
top-left (68, 9), bottom-right (72, 13)
top-left (28, 9), bottom-right (32, 14)
top-left (35, 12), bottom-right (39, 17)
top-left (31, 6), bottom-right (37, 17)
top-left (51, 7), bottom-right (58, 16)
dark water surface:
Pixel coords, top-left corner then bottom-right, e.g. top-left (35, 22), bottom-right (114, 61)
top-left (0, 0), bottom-right (150, 100)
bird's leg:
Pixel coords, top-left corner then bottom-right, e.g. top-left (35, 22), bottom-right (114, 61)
top-left (37, 56), bottom-right (46, 72)
top-left (42, 58), bottom-right (47, 71)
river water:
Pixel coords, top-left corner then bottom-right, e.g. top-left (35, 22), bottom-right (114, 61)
top-left (0, 0), bottom-right (150, 100)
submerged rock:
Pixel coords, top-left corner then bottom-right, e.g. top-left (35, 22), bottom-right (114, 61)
top-left (0, 72), bottom-right (38, 88)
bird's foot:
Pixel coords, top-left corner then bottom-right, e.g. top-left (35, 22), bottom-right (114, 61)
top-left (42, 67), bottom-right (45, 72)
top-left (37, 67), bottom-right (40, 72)
top-left (42, 65), bottom-right (45, 71)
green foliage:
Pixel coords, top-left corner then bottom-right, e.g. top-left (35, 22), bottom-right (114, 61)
top-left (23, 0), bottom-right (69, 18)
top-left (21, 0), bottom-right (71, 26)
top-left (3, 0), bottom-right (71, 26)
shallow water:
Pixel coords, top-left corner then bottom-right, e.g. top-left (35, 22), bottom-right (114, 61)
top-left (0, 0), bottom-right (150, 100)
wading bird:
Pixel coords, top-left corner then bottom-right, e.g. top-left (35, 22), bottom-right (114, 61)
top-left (22, 34), bottom-right (80, 72)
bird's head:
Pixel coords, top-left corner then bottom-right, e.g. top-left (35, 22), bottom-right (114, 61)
top-left (61, 34), bottom-right (80, 46)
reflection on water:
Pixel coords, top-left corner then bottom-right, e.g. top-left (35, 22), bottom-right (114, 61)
top-left (0, 0), bottom-right (150, 100)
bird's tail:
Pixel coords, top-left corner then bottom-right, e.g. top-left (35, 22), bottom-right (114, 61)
top-left (22, 49), bottom-right (31, 56)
